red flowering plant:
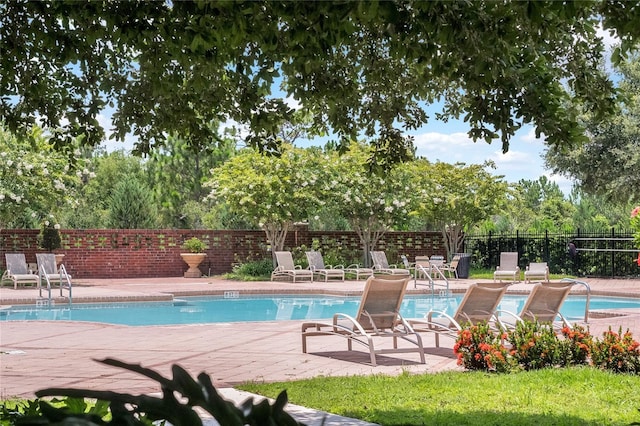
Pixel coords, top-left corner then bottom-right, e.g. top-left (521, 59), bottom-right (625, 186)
top-left (590, 327), bottom-right (640, 374)
top-left (453, 322), bottom-right (512, 373)
top-left (559, 324), bottom-right (592, 366)
top-left (507, 320), bottom-right (563, 370)
top-left (631, 206), bottom-right (640, 266)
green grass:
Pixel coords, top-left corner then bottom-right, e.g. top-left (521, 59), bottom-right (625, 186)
top-left (468, 268), bottom-right (573, 281)
top-left (223, 266), bottom-right (573, 282)
top-left (239, 368), bottom-right (640, 425)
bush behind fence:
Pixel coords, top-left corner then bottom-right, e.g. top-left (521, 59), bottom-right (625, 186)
top-left (464, 229), bottom-right (639, 278)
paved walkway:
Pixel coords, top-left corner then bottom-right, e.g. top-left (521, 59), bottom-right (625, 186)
top-left (1, 276), bottom-right (639, 424)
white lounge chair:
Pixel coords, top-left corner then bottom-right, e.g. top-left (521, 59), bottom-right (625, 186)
top-left (2, 253), bottom-right (41, 289)
top-left (440, 254), bottom-right (461, 279)
top-left (493, 252), bottom-right (520, 282)
top-left (370, 251), bottom-right (411, 275)
top-left (301, 275), bottom-right (425, 366)
top-left (498, 281), bottom-right (576, 330)
top-left (305, 251), bottom-right (344, 282)
top-left (409, 282), bottom-right (511, 347)
top-left (271, 251), bottom-right (314, 283)
top-left (524, 262), bottom-right (549, 283)
top-left (344, 263), bottom-right (374, 280)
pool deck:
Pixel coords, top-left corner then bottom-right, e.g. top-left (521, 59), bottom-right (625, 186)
top-left (1, 276), bottom-right (639, 424)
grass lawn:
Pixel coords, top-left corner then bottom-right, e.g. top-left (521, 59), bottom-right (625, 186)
top-left (238, 368), bottom-right (640, 425)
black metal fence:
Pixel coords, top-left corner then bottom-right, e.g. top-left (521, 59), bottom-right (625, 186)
top-left (463, 229), bottom-right (639, 278)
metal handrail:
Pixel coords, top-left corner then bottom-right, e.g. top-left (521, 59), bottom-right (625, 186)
top-left (561, 278), bottom-right (591, 323)
top-left (39, 264), bottom-right (72, 306)
top-left (414, 264), bottom-right (449, 296)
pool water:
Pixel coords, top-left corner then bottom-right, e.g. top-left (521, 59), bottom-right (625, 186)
top-left (2, 294), bottom-right (639, 326)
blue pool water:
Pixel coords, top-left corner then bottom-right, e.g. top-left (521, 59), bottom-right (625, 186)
top-left (1, 294), bottom-right (639, 326)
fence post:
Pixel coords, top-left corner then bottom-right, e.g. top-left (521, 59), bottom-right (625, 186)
top-left (488, 230), bottom-right (493, 268)
top-left (544, 230), bottom-right (550, 264)
top-left (611, 227), bottom-right (615, 278)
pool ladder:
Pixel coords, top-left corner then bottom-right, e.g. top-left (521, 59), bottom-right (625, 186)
top-left (38, 264), bottom-right (72, 306)
top-left (414, 264), bottom-right (450, 297)
top-left (561, 278), bottom-right (591, 323)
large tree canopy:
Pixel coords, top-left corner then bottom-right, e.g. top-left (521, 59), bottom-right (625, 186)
top-left (2, 1), bottom-right (640, 165)
top-left (545, 54), bottom-right (640, 203)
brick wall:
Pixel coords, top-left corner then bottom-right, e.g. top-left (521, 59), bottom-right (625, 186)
top-left (0, 228), bottom-right (445, 278)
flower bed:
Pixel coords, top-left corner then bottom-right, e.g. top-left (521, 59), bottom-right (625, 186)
top-left (454, 321), bottom-right (640, 374)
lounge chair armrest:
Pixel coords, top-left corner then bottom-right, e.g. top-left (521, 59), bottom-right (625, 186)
top-left (427, 309), bottom-right (462, 331)
top-left (409, 310), bottom-right (462, 332)
top-left (332, 313), bottom-right (368, 335)
top-left (494, 309), bottom-right (522, 329)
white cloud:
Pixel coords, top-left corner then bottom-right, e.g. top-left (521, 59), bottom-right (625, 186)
top-left (411, 125), bottom-right (575, 193)
top-left (284, 95), bottom-right (301, 110)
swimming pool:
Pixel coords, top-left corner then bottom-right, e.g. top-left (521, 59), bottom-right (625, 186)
top-left (1, 294), bottom-right (639, 326)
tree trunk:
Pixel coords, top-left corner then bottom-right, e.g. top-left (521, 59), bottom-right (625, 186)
top-left (441, 223), bottom-right (464, 260)
top-left (352, 218), bottom-right (388, 267)
top-left (264, 221), bottom-right (292, 266)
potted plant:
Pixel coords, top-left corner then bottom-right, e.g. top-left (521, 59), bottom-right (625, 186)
top-left (38, 214), bottom-right (64, 266)
top-left (180, 237), bottom-right (208, 278)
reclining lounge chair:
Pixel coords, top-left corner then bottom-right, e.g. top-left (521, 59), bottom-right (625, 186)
top-left (301, 275), bottom-right (425, 366)
top-left (271, 251), bottom-right (314, 283)
top-left (2, 253), bottom-right (41, 290)
top-left (409, 282), bottom-right (511, 347)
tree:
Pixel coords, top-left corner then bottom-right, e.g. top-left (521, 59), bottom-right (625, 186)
top-left (3, 1), bottom-right (638, 165)
top-left (323, 143), bottom-right (414, 265)
top-left (205, 145), bottom-right (323, 253)
top-left (146, 126), bottom-right (237, 228)
top-left (0, 125), bottom-right (80, 228)
top-left (61, 150), bottom-right (147, 229)
top-left (501, 177), bottom-right (575, 232)
top-left (410, 160), bottom-right (509, 260)
top-left (545, 55), bottom-right (640, 203)
top-left (107, 177), bottom-right (158, 229)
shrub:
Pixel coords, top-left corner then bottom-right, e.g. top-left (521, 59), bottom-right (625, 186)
top-left (230, 259), bottom-right (274, 279)
top-left (453, 322), bottom-right (511, 373)
top-left (590, 327), bottom-right (640, 374)
top-left (38, 214), bottom-right (61, 251)
top-left (182, 237), bottom-right (208, 253)
top-left (455, 321), bottom-right (640, 375)
top-left (559, 324), bottom-right (592, 366)
top-left (507, 320), bottom-right (562, 370)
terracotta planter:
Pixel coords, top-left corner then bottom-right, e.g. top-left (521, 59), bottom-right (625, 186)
top-left (180, 253), bottom-right (206, 278)
top-left (54, 253), bottom-right (65, 267)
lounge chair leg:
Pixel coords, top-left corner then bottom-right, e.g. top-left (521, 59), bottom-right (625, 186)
top-left (368, 337), bottom-right (377, 366)
top-left (415, 333), bottom-right (426, 363)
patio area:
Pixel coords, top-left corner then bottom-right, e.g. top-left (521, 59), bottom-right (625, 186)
top-left (1, 276), bottom-right (639, 424)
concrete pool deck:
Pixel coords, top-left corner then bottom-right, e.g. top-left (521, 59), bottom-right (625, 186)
top-left (1, 276), bottom-right (639, 424)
